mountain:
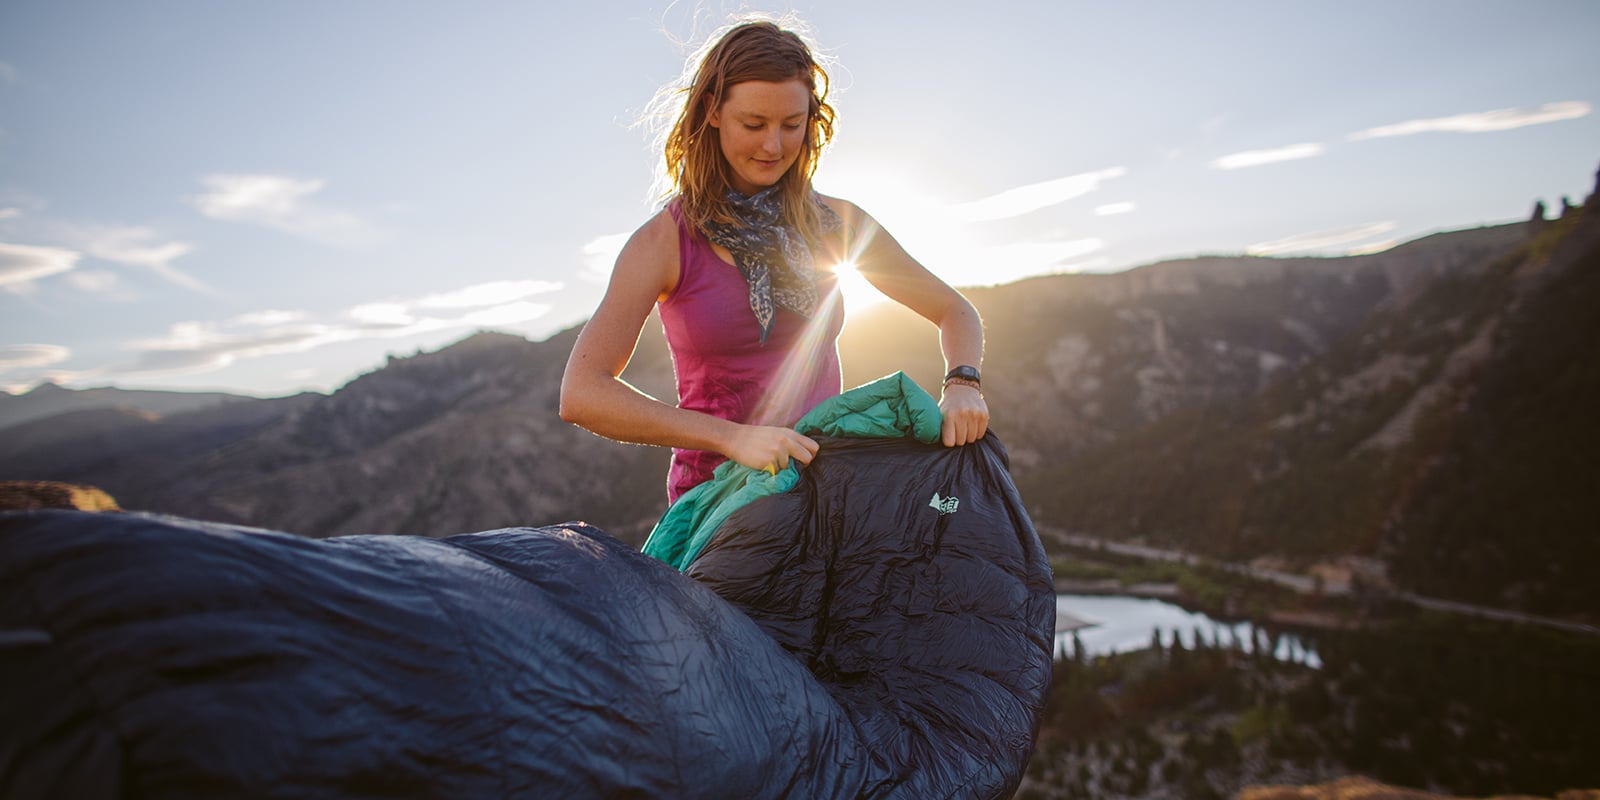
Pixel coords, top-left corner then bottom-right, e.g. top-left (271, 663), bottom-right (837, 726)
top-left (3, 190), bottom-right (1593, 618)
top-left (1021, 206), bottom-right (1599, 618)
top-left (0, 382), bottom-right (263, 431)
top-left (0, 328), bottom-right (678, 543)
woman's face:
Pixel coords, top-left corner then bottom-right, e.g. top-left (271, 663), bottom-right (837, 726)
top-left (707, 78), bottom-right (810, 196)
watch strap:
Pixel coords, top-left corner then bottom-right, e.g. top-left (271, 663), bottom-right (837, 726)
top-left (943, 365), bottom-right (981, 385)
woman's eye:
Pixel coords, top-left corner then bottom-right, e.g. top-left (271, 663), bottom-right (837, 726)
top-left (744, 124), bottom-right (763, 131)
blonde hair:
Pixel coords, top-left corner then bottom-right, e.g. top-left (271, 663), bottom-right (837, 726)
top-left (650, 18), bottom-right (837, 243)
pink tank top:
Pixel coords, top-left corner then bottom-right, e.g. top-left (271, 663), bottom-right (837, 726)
top-left (658, 203), bottom-right (845, 502)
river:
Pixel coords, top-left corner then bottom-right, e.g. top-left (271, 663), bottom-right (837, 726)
top-left (1055, 594), bottom-right (1321, 667)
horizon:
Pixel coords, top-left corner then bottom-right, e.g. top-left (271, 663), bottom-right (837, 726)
top-left (3, 1), bottom-right (1598, 396)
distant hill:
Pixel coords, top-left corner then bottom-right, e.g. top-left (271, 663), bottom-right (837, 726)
top-left (3, 200), bottom-right (1594, 619)
top-left (0, 328), bottom-right (678, 542)
top-left (0, 382), bottom-right (264, 431)
top-left (1021, 207), bottom-right (1600, 618)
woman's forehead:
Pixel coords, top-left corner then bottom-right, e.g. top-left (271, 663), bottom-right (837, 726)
top-left (721, 79), bottom-right (810, 117)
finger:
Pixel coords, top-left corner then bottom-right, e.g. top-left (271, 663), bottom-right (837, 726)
top-left (789, 434), bottom-right (819, 465)
top-left (788, 441), bottom-right (811, 467)
top-left (942, 415), bottom-right (958, 448)
top-left (960, 412), bottom-right (985, 444)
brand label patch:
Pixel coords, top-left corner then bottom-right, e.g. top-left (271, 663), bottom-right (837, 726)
top-left (929, 492), bottom-right (960, 515)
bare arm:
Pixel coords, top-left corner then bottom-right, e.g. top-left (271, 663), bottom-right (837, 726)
top-left (824, 197), bottom-right (990, 446)
top-left (558, 211), bottom-right (819, 472)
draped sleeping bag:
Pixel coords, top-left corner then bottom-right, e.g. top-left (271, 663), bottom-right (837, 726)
top-left (0, 376), bottom-right (1055, 799)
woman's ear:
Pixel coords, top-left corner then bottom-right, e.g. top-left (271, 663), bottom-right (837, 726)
top-left (704, 93), bottom-right (722, 128)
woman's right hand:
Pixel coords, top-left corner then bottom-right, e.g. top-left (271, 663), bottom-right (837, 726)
top-left (723, 424), bottom-right (820, 474)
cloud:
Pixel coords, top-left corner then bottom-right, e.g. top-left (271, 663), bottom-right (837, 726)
top-left (0, 207), bottom-right (20, 220)
top-left (61, 223), bottom-right (207, 292)
top-left (193, 174), bottom-right (381, 246)
top-left (462, 301), bottom-right (553, 327)
top-left (1347, 101), bottom-right (1591, 141)
top-left (348, 302), bottom-right (416, 328)
top-left (0, 344), bottom-right (86, 393)
top-left (0, 62), bottom-right (17, 86)
top-left (580, 232), bottom-right (630, 282)
top-left (0, 344), bottom-right (70, 370)
top-left (230, 309), bottom-right (306, 327)
top-left (1246, 221), bottom-right (1399, 256)
top-left (1094, 202), bottom-right (1137, 216)
top-left (1210, 143), bottom-right (1327, 170)
top-left (942, 238), bottom-right (1106, 287)
top-left (413, 280), bottom-right (563, 309)
top-left (111, 280), bottom-right (563, 381)
top-left (0, 241), bottom-right (80, 290)
top-left (952, 167), bottom-right (1128, 222)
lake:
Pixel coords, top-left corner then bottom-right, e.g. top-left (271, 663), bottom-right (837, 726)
top-left (1055, 593), bottom-right (1321, 667)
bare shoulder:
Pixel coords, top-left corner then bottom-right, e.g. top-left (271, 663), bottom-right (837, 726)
top-left (817, 193), bottom-right (868, 228)
top-left (613, 208), bottom-right (682, 299)
top-left (626, 208), bottom-right (680, 255)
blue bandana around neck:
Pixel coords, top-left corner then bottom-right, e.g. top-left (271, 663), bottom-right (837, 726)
top-left (702, 186), bottom-right (842, 344)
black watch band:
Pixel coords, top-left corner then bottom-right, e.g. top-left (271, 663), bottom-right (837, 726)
top-left (944, 365), bottom-right (981, 386)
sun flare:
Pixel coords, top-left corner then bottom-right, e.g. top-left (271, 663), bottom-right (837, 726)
top-left (832, 259), bottom-right (889, 314)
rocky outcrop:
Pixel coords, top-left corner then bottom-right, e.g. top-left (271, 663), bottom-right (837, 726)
top-left (0, 480), bottom-right (119, 512)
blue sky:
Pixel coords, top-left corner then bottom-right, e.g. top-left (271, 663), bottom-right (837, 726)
top-left (2, 1), bottom-right (1597, 397)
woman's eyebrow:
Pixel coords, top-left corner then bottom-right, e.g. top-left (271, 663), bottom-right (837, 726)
top-left (736, 110), bottom-right (809, 121)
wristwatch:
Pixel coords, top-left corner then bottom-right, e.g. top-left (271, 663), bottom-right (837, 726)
top-left (943, 365), bottom-right (981, 388)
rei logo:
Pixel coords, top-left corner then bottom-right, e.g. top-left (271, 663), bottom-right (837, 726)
top-left (928, 492), bottom-right (960, 515)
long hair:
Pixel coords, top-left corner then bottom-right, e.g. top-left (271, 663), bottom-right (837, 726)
top-left (652, 19), bottom-right (836, 244)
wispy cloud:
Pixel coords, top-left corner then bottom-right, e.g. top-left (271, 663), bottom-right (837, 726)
top-left (953, 167), bottom-right (1128, 222)
top-left (1094, 202), bottom-right (1137, 216)
top-left (1210, 143), bottom-right (1326, 170)
top-left (0, 344), bottom-right (84, 392)
top-left (60, 223), bottom-right (207, 292)
top-left (0, 241), bottom-right (80, 292)
top-left (193, 174), bottom-right (381, 246)
top-left (1347, 101), bottom-right (1591, 141)
top-left (112, 279), bottom-right (563, 381)
top-left (941, 238), bottom-right (1106, 287)
top-left (580, 232), bottom-right (630, 282)
top-left (413, 280), bottom-right (562, 309)
top-left (1246, 221), bottom-right (1399, 256)
top-left (0, 344), bottom-right (70, 370)
top-left (0, 207), bottom-right (20, 220)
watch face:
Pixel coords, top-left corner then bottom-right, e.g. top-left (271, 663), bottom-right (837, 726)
top-left (946, 366), bottom-right (981, 382)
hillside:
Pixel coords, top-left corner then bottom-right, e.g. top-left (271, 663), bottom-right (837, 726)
top-left (0, 382), bottom-right (263, 430)
top-left (1, 329), bottom-right (677, 542)
top-left (1022, 206), bottom-right (1599, 618)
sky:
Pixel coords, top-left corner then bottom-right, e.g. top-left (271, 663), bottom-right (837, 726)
top-left (2, 1), bottom-right (1598, 398)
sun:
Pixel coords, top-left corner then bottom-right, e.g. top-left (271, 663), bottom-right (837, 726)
top-left (832, 259), bottom-right (889, 314)
top-left (816, 166), bottom-right (986, 290)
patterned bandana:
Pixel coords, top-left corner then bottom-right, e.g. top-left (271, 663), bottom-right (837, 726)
top-left (702, 186), bottom-right (842, 344)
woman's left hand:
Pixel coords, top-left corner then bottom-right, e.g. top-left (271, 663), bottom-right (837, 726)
top-left (939, 383), bottom-right (989, 447)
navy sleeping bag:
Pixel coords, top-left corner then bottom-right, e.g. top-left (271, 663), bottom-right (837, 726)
top-left (0, 433), bottom-right (1054, 799)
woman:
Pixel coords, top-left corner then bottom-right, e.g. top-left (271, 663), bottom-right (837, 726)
top-left (560, 19), bottom-right (988, 503)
